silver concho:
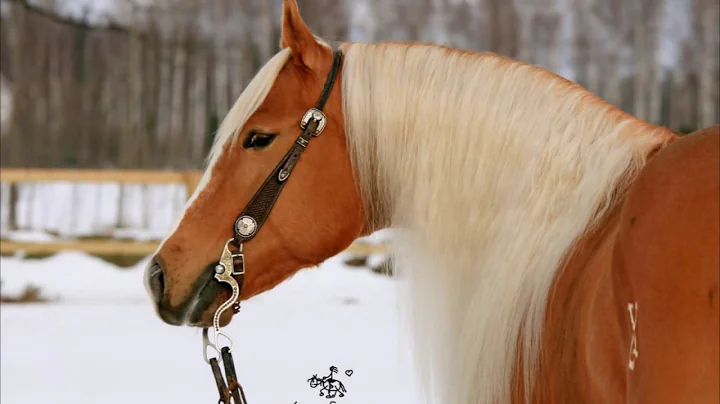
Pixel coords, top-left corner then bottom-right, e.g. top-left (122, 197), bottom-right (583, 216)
top-left (235, 216), bottom-right (258, 238)
top-left (300, 108), bottom-right (327, 136)
top-left (278, 168), bottom-right (290, 182)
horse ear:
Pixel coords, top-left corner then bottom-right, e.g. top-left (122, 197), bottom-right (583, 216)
top-left (280, 0), bottom-right (324, 69)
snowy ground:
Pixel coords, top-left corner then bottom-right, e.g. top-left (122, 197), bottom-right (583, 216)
top-left (0, 251), bottom-right (419, 404)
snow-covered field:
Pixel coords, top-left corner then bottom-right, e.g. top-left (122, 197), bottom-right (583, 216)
top-left (0, 146), bottom-right (404, 403)
top-left (0, 250), bottom-right (419, 404)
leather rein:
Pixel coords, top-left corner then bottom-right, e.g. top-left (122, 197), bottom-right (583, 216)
top-left (201, 49), bottom-right (344, 404)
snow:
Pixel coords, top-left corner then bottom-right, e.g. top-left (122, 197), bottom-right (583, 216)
top-left (0, 182), bottom-right (186, 240)
top-left (0, 251), bottom-right (150, 302)
top-left (0, 229), bottom-right (58, 243)
top-left (0, 251), bottom-right (419, 403)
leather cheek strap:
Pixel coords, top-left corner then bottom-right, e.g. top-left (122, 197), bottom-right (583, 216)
top-left (232, 120), bottom-right (319, 244)
top-left (232, 50), bottom-right (342, 244)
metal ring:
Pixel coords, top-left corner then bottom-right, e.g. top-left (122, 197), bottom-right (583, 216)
top-left (214, 329), bottom-right (234, 353)
top-left (203, 328), bottom-right (222, 365)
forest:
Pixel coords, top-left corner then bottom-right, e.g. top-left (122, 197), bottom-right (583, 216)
top-left (0, 0), bottom-right (718, 170)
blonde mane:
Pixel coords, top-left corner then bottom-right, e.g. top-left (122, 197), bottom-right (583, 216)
top-left (339, 42), bottom-right (673, 403)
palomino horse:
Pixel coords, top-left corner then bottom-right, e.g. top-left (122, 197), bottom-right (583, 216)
top-left (144, 0), bottom-right (720, 402)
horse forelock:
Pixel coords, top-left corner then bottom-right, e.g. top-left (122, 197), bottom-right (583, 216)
top-left (339, 41), bottom-right (674, 403)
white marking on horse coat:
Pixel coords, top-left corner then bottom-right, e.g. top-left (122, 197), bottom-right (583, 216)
top-left (628, 302), bottom-right (639, 370)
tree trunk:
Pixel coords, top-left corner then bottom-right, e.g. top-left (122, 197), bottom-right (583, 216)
top-left (570, 0), bottom-right (590, 86)
top-left (646, 0), bottom-right (664, 125)
top-left (698, 0), bottom-right (720, 127)
top-left (7, 183), bottom-right (19, 231)
top-left (632, 0), bottom-right (648, 120)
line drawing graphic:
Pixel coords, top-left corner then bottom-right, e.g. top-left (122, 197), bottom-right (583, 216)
top-left (306, 366), bottom-right (353, 399)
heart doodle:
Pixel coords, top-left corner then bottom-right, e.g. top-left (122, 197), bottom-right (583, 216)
top-left (345, 369), bottom-right (353, 377)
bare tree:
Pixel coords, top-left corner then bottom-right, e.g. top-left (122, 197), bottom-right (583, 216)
top-left (588, 0), bottom-right (635, 106)
top-left (669, 42), bottom-right (696, 130)
top-left (695, 0), bottom-right (720, 127)
top-left (297, 0), bottom-right (349, 43)
top-left (644, 0), bottom-right (665, 124)
top-left (631, 0), bottom-right (663, 122)
top-left (532, 0), bottom-right (562, 72)
top-left (1, 0), bottom-right (716, 175)
top-left (484, 0), bottom-right (520, 58)
top-left (568, 0), bottom-right (592, 87)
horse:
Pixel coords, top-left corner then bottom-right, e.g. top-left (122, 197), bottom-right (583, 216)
top-left (143, 0), bottom-right (720, 402)
top-left (307, 366), bottom-right (347, 398)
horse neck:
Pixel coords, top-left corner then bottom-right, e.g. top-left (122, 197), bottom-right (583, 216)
top-left (342, 42), bottom-right (674, 403)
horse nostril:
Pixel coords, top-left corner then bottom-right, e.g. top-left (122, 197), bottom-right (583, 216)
top-left (147, 258), bottom-right (165, 302)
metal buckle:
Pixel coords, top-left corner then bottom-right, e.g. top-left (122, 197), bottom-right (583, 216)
top-left (296, 136), bottom-right (309, 148)
top-left (215, 239), bottom-right (245, 278)
top-left (300, 108), bottom-right (327, 136)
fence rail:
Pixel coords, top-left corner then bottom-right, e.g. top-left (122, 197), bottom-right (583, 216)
top-left (0, 168), bottom-right (389, 257)
top-left (0, 168), bottom-right (203, 197)
top-left (0, 238), bottom-right (388, 257)
top-left (0, 239), bottom-right (159, 256)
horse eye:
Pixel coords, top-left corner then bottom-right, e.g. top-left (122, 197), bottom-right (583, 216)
top-left (243, 132), bottom-right (276, 149)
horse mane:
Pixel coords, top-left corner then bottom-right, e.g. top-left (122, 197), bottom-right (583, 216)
top-left (339, 41), bottom-right (673, 403)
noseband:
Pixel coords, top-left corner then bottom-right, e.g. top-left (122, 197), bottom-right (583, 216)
top-left (201, 49), bottom-right (344, 404)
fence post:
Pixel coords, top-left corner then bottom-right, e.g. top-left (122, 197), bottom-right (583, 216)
top-left (7, 181), bottom-right (19, 231)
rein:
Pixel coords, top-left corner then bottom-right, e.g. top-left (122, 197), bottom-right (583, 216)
top-left (201, 49), bottom-right (344, 404)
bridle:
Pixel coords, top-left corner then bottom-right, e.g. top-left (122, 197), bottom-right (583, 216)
top-left (201, 48), bottom-right (344, 404)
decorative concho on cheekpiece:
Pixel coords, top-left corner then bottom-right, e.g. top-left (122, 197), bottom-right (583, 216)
top-left (234, 216), bottom-right (258, 239)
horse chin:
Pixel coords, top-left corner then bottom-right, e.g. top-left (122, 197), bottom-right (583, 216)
top-left (186, 304), bottom-right (233, 328)
top-left (184, 284), bottom-right (235, 328)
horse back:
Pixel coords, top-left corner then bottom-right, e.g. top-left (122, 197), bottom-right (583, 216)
top-left (612, 125), bottom-right (719, 403)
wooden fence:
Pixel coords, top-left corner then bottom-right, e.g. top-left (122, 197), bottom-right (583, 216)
top-left (0, 168), bottom-right (203, 198)
top-left (0, 168), bottom-right (389, 257)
